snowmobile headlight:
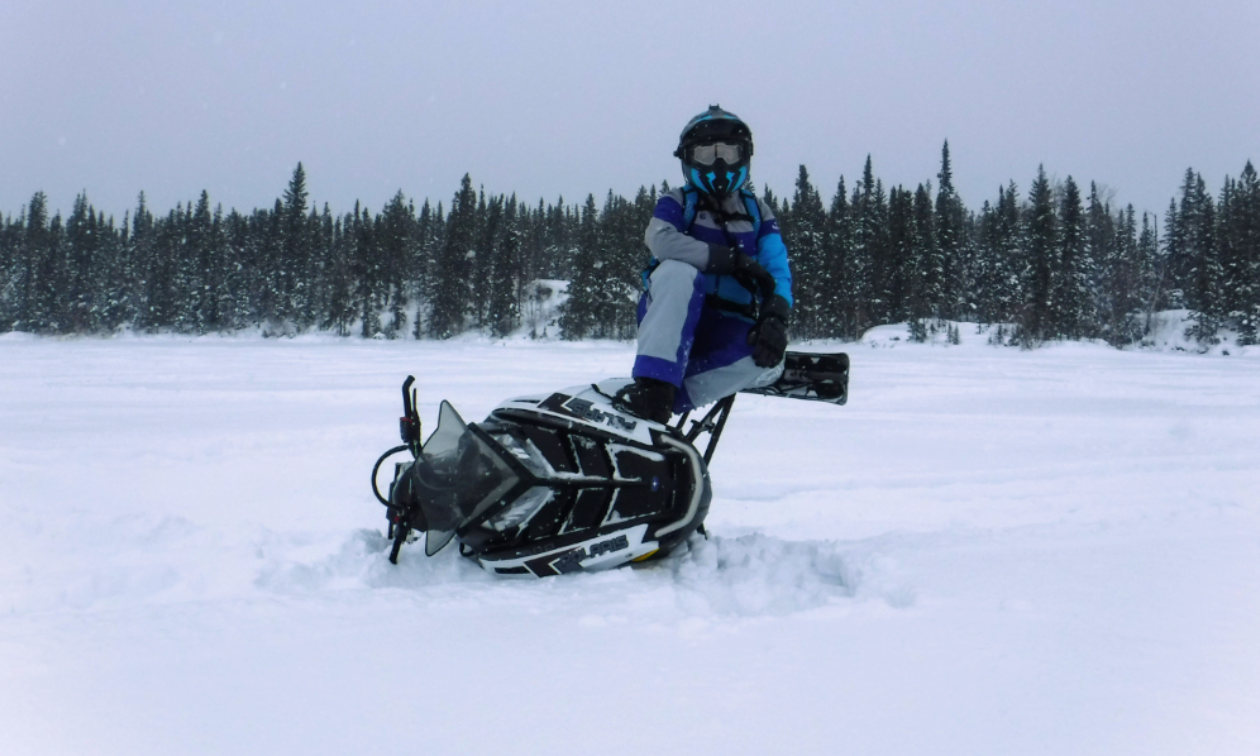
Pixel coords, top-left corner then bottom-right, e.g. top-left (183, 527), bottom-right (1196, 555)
top-left (489, 432), bottom-right (551, 477)
top-left (481, 486), bottom-right (554, 532)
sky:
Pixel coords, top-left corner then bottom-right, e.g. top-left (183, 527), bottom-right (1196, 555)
top-left (3, 0), bottom-right (1257, 223)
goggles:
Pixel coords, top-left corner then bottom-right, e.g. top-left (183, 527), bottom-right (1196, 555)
top-left (688, 141), bottom-right (744, 166)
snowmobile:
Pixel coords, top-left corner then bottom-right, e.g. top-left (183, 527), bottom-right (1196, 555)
top-left (369, 351), bottom-right (849, 577)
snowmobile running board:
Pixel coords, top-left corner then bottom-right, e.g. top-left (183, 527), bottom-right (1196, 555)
top-left (741, 351), bottom-right (849, 405)
top-left (673, 350), bottom-right (849, 464)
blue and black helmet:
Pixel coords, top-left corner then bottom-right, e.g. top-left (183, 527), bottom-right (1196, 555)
top-left (674, 105), bottom-right (753, 198)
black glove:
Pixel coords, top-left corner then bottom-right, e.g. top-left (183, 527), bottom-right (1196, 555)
top-left (705, 245), bottom-right (777, 301)
top-left (747, 294), bottom-right (790, 368)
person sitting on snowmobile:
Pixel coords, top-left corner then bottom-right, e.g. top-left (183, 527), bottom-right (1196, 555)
top-left (613, 105), bottom-right (793, 425)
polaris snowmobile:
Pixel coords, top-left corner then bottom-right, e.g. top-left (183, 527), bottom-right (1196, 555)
top-left (370, 351), bottom-right (849, 577)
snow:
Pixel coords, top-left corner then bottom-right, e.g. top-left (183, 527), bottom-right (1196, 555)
top-left (2, 333), bottom-right (1259, 755)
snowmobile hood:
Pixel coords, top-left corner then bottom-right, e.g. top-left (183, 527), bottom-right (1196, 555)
top-left (495, 379), bottom-right (664, 447)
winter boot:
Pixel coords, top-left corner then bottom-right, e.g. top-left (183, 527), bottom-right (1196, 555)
top-left (612, 377), bottom-right (677, 425)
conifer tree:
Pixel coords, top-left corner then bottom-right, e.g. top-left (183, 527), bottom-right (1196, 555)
top-left (321, 212), bottom-right (354, 336)
top-left (1098, 201), bottom-right (1142, 345)
top-left (410, 200), bottom-right (437, 337)
top-left (301, 203), bottom-right (334, 331)
top-left (1187, 177), bottom-right (1222, 339)
top-left (1164, 169), bottom-right (1207, 310)
top-left (820, 177), bottom-right (852, 337)
top-left (1055, 176), bottom-right (1093, 339)
top-left (127, 193), bottom-right (154, 330)
top-left (974, 186), bottom-right (1028, 330)
top-left (136, 203), bottom-right (170, 329)
top-left (559, 194), bottom-right (602, 339)
top-left (558, 191), bottom-right (636, 339)
top-left (786, 166), bottom-right (826, 337)
top-left (881, 187), bottom-right (911, 328)
top-left (91, 209), bottom-right (130, 333)
top-left (41, 210), bottom-right (67, 333)
top-left (845, 156), bottom-right (885, 338)
top-left (428, 174), bottom-right (476, 338)
top-left (470, 189), bottom-right (494, 326)
top-left (935, 141), bottom-right (966, 318)
top-left (230, 208), bottom-right (262, 330)
top-left (1158, 197), bottom-right (1181, 312)
top-left (12, 192), bottom-right (51, 331)
top-left (1085, 183), bottom-right (1114, 331)
top-left (1228, 162), bottom-right (1260, 341)
top-left (378, 190), bottom-right (415, 338)
top-left (603, 189), bottom-right (650, 338)
top-left (208, 205), bottom-right (242, 332)
top-left (64, 193), bottom-right (100, 333)
top-left (518, 198), bottom-right (548, 289)
top-left (1021, 166), bottom-right (1058, 344)
top-left (909, 183), bottom-right (940, 328)
top-left (350, 202), bottom-right (382, 338)
top-left (1138, 212), bottom-right (1162, 334)
top-left (540, 196), bottom-right (572, 281)
top-left (485, 195), bottom-right (522, 338)
top-left (174, 191), bottom-right (216, 333)
top-left (0, 214), bottom-right (15, 331)
top-left (280, 163), bottom-right (311, 329)
top-left (995, 182), bottom-right (1025, 323)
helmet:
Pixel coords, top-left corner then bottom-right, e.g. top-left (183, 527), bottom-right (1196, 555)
top-left (675, 105), bottom-right (753, 198)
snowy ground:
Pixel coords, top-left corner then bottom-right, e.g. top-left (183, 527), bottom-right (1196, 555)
top-left (2, 329), bottom-right (1258, 755)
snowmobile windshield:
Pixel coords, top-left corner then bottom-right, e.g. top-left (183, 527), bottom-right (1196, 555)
top-left (414, 401), bottom-right (519, 556)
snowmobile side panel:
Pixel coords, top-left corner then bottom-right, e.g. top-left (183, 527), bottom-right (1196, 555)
top-left (478, 523), bottom-right (657, 577)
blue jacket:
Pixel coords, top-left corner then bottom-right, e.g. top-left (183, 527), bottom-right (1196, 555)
top-left (643, 187), bottom-right (794, 310)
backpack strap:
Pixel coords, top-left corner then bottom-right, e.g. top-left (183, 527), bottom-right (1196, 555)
top-left (739, 189), bottom-right (762, 239)
top-left (681, 185), bottom-right (701, 233)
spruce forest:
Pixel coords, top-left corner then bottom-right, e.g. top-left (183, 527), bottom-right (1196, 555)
top-left (2, 144), bottom-right (1258, 347)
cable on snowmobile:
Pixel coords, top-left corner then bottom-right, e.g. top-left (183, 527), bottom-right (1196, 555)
top-left (371, 441), bottom-right (417, 564)
top-left (371, 445), bottom-right (411, 506)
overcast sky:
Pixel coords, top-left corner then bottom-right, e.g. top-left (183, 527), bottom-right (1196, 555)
top-left (3, 0), bottom-right (1257, 223)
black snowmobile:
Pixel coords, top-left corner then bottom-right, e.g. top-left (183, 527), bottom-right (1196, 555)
top-left (370, 351), bottom-right (848, 577)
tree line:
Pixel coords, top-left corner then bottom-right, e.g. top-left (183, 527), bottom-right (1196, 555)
top-left (2, 146), bottom-right (1258, 346)
top-left (782, 145), bottom-right (1260, 347)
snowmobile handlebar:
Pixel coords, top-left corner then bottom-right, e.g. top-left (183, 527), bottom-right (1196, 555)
top-left (374, 375), bottom-right (423, 507)
top-left (399, 375), bottom-right (421, 455)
